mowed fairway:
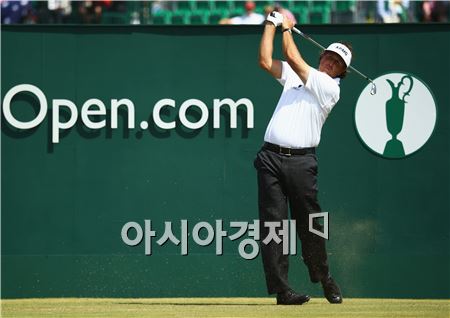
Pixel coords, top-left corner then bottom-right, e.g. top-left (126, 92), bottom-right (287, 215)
top-left (2, 298), bottom-right (449, 318)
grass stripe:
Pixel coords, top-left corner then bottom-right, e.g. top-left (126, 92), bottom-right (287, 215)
top-left (2, 297), bottom-right (449, 318)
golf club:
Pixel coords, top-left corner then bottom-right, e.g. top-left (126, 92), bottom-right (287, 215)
top-left (292, 27), bottom-right (377, 95)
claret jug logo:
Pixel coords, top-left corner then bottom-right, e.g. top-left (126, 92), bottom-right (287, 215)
top-left (355, 73), bottom-right (437, 159)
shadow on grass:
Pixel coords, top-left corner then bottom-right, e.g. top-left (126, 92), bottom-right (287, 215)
top-left (117, 302), bottom-right (274, 306)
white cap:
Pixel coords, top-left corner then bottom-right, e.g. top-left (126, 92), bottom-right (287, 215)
top-left (325, 42), bottom-right (352, 67)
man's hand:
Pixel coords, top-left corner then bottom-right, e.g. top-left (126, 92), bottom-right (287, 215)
top-left (266, 11), bottom-right (283, 27)
top-left (281, 15), bottom-right (295, 31)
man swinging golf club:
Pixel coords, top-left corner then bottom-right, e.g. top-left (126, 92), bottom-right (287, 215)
top-left (255, 12), bottom-right (349, 305)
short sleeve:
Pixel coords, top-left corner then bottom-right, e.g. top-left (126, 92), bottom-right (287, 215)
top-left (230, 16), bottom-right (242, 24)
top-left (305, 67), bottom-right (340, 112)
top-left (276, 61), bottom-right (302, 88)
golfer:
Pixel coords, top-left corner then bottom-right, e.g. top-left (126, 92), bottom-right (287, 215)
top-left (254, 12), bottom-right (350, 305)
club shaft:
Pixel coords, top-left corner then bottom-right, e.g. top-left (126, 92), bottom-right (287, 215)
top-left (291, 27), bottom-right (374, 85)
top-left (292, 27), bottom-right (326, 51)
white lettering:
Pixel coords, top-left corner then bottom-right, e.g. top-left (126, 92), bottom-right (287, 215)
top-left (52, 99), bottom-right (78, 143)
top-left (111, 99), bottom-right (135, 129)
top-left (81, 99), bottom-right (106, 129)
top-left (121, 222), bottom-right (144, 246)
top-left (2, 84), bottom-right (48, 129)
top-left (153, 98), bottom-right (176, 129)
top-left (2, 84), bottom-right (256, 144)
top-left (213, 98), bottom-right (254, 129)
top-left (179, 99), bottom-right (209, 129)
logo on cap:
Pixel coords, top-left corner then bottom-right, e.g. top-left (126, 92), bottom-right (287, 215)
top-left (354, 72), bottom-right (437, 159)
top-left (335, 45), bottom-right (348, 56)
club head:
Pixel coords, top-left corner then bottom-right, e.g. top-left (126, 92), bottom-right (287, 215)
top-left (370, 82), bottom-right (377, 95)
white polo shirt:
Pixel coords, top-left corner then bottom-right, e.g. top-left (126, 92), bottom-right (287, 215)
top-left (230, 12), bottom-right (265, 25)
top-left (264, 61), bottom-right (340, 148)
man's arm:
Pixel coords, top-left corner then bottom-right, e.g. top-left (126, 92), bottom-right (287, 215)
top-left (281, 17), bottom-right (310, 84)
top-left (258, 22), bottom-right (282, 79)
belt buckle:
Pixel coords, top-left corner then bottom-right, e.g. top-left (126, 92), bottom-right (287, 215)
top-left (279, 146), bottom-right (292, 157)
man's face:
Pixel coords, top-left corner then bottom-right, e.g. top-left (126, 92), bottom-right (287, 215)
top-left (319, 52), bottom-right (347, 78)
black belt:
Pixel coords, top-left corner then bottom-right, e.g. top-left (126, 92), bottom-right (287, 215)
top-left (263, 142), bottom-right (315, 156)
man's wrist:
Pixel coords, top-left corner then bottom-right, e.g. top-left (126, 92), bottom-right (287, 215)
top-left (282, 28), bottom-right (292, 34)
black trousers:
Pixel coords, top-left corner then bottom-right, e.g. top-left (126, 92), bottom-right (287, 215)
top-left (254, 146), bottom-right (329, 294)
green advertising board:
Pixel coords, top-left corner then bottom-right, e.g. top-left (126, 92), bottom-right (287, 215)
top-left (1, 24), bottom-right (449, 299)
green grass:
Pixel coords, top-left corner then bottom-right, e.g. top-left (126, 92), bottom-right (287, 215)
top-left (1, 298), bottom-right (449, 318)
